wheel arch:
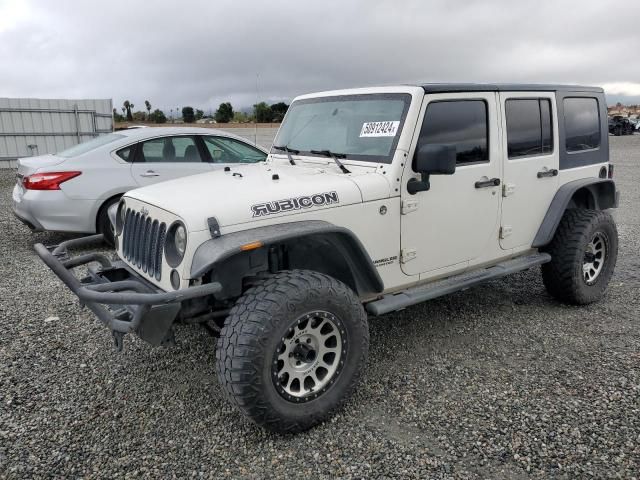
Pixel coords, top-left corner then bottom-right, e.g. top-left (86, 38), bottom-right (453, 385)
top-left (532, 178), bottom-right (617, 248)
top-left (190, 220), bottom-right (384, 299)
top-left (95, 192), bottom-right (125, 232)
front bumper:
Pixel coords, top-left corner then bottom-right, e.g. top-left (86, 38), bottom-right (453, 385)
top-left (34, 234), bottom-right (221, 350)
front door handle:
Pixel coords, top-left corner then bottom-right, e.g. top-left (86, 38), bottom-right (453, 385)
top-left (475, 177), bottom-right (501, 188)
top-left (140, 170), bottom-right (160, 178)
top-left (537, 168), bottom-right (558, 178)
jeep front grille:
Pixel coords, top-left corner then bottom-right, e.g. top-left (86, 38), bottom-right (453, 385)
top-left (122, 209), bottom-right (167, 281)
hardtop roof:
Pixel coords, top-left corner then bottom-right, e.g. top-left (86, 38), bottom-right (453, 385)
top-left (417, 83), bottom-right (603, 93)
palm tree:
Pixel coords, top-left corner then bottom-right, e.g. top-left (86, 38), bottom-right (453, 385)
top-left (123, 100), bottom-right (133, 122)
top-left (145, 100), bottom-right (151, 121)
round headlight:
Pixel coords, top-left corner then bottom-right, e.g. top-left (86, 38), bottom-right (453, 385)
top-left (175, 224), bottom-right (187, 256)
top-left (165, 221), bottom-right (187, 267)
top-left (115, 200), bottom-right (126, 235)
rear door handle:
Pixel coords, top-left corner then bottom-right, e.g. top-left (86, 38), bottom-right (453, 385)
top-left (140, 170), bottom-right (160, 177)
top-left (537, 168), bottom-right (558, 178)
top-left (475, 177), bottom-right (501, 188)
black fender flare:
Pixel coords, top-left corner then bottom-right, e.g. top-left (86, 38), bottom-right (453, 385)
top-left (532, 178), bottom-right (618, 248)
top-left (190, 220), bottom-right (384, 298)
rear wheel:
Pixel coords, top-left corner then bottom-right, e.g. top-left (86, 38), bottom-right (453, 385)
top-left (96, 197), bottom-right (120, 246)
top-left (542, 209), bottom-right (618, 304)
top-left (216, 270), bottom-right (369, 433)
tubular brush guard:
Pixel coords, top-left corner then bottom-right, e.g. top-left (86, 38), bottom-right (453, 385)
top-left (34, 234), bottom-right (222, 351)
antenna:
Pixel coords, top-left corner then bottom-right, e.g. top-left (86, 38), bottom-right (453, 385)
top-left (255, 73), bottom-right (259, 145)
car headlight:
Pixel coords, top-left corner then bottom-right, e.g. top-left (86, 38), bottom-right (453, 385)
top-left (165, 221), bottom-right (187, 267)
top-left (175, 224), bottom-right (187, 256)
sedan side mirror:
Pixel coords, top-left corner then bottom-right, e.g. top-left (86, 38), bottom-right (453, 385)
top-left (407, 144), bottom-right (457, 194)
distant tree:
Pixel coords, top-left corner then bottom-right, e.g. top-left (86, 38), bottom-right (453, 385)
top-left (145, 100), bottom-right (152, 120)
top-left (254, 102), bottom-right (272, 123)
top-left (113, 108), bottom-right (125, 122)
top-left (195, 109), bottom-right (205, 121)
top-left (121, 106), bottom-right (126, 116)
top-left (149, 109), bottom-right (167, 124)
top-left (132, 111), bottom-right (146, 121)
top-left (182, 106), bottom-right (195, 123)
top-left (233, 111), bottom-right (249, 123)
top-left (215, 102), bottom-right (234, 123)
top-left (270, 102), bottom-right (289, 122)
top-left (123, 100), bottom-right (133, 121)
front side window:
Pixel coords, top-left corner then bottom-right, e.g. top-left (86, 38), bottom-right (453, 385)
top-left (418, 100), bottom-right (489, 165)
top-left (137, 136), bottom-right (202, 163)
top-left (203, 136), bottom-right (266, 163)
top-left (505, 98), bottom-right (554, 158)
top-left (564, 97), bottom-right (601, 152)
top-left (272, 93), bottom-right (411, 163)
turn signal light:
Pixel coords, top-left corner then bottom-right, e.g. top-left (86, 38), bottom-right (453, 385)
top-left (22, 171), bottom-right (82, 190)
top-left (608, 164), bottom-right (614, 179)
top-left (240, 241), bottom-right (263, 251)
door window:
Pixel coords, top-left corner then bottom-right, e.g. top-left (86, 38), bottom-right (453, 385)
top-left (203, 136), bottom-right (267, 163)
top-left (505, 99), bottom-right (553, 158)
top-left (417, 100), bottom-right (489, 166)
top-left (137, 136), bottom-right (203, 163)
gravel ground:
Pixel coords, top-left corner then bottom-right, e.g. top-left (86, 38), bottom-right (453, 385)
top-left (1, 137), bottom-right (639, 479)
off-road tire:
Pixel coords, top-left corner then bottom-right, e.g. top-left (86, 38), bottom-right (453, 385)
top-left (542, 209), bottom-right (618, 305)
top-left (97, 197), bottom-right (120, 246)
top-left (216, 270), bottom-right (369, 433)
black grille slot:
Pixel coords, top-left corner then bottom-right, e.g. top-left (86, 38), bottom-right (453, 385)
top-left (120, 207), bottom-right (167, 281)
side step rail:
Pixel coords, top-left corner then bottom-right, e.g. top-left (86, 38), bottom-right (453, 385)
top-left (365, 253), bottom-right (551, 316)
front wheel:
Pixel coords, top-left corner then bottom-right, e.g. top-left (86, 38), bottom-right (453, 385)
top-left (216, 270), bottom-right (369, 433)
top-left (542, 209), bottom-right (618, 305)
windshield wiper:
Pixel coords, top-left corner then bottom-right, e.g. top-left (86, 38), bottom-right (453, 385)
top-left (272, 145), bottom-right (300, 165)
top-left (310, 149), bottom-right (351, 174)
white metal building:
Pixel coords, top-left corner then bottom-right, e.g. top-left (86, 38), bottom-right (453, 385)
top-left (0, 98), bottom-right (113, 168)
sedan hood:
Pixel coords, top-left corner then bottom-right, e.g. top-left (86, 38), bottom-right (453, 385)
top-left (17, 154), bottom-right (66, 176)
top-left (125, 162), bottom-right (387, 231)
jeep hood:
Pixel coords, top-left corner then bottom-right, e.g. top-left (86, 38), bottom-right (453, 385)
top-left (126, 162), bottom-right (390, 231)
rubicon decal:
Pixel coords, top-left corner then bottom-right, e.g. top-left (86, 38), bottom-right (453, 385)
top-left (251, 191), bottom-right (339, 217)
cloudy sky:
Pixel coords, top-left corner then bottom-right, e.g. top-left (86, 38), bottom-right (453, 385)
top-left (1, 0), bottom-right (640, 113)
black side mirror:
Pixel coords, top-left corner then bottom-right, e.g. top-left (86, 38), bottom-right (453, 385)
top-left (408, 144), bottom-right (457, 194)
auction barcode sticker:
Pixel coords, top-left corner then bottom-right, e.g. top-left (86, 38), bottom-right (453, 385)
top-left (360, 121), bottom-right (400, 137)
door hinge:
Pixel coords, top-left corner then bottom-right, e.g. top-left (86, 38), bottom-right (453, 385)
top-left (500, 225), bottom-right (513, 239)
top-left (503, 183), bottom-right (516, 197)
top-left (400, 248), bottom-right (417, 263)
top-left (401, 199), bottom-right (419, 215)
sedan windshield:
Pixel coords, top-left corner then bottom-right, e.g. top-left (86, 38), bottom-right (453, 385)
top-left (273, 93), bottom-right (411, 164)
top-left (57, 133), bottom-right (125, 158)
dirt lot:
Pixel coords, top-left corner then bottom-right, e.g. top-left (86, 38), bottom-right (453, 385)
top-left (0, 136), bottom-right (638, 478)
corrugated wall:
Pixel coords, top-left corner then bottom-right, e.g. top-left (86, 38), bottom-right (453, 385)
top-left (0, 98), bottom-right (113, 168)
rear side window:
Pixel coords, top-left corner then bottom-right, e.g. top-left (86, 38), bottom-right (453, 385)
top-left (418, 100), bottom-right (488, 165)
top-left (137, 136), bottom-right (203, 163)
top-left (564, 97), bottom-right (601, 152)
top-left (116, 145), bottom-right (134, 162)
top-left (505, 98), bottom-right (553, 158)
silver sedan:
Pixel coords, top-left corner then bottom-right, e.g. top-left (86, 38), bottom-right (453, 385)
top-left (12, 127), bottom-right (267, 243)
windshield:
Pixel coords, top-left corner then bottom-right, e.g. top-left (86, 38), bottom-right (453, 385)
top-left (57, 133), bottom-right (125, 158)
top-left (273, 93), bottom-right (411, 164)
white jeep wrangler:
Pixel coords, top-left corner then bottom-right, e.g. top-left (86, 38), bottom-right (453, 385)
top-left (37, 84), bottom-right (619, 433)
